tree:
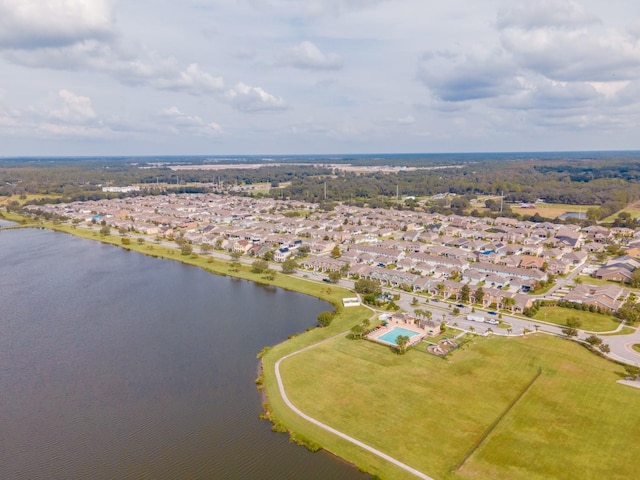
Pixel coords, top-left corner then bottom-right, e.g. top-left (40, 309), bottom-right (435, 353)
top-left (396, 335), bottom-right (410, 354)
top-left (263, 268), bottom-right (277, 281)
top-left (230, 250), bottom-right (242, 260)
top-left (562, 326), bottom-right (578, 338)
top-left (350, 324), bottom-right (366, 339)
top-left (599, 343), bottom-right (610, 354)
top-left (624, 364), bottom-right (640, 380)
top-left (180, 243), bottom-right (193, 256)
top-left (200, 243), bottom-right (213, 254)
top-left (585, 334), bottom-right (603, 346)
top-left (281, 258), bottom-right (297, 274)
top-left (331, 244), bottom-right (341, 258)
top-left (99, 224), bottom-right (110, 236)
top-left (566, 317), bottom-right (582, 329)
top-left (354, 278), bottom-right (382, 295)
top-left (328, 270), bottom-right (341, 283)
top-left (263, 250), bottom-right (274, 261)
top-left (474, 286), bottom-right (485, 305)
top-left (317, 311), bottom-right (335, 327)
top-left (503, 297), bottom-right (516, 311)
top-left (411, 297), bottom-right (418, 306)
top-left (460, 284), bottom-right (470, 303)
top-left (252, 259), bottom-right (269, 273)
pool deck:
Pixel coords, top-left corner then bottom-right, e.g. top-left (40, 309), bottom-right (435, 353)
top-left (367, 319), bottom-right (427, 347)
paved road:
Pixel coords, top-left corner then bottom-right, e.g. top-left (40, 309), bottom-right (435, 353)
top-left (85, 228), bottom-right (640, 366)
top-left (274, 333), bottom-right (435, 480)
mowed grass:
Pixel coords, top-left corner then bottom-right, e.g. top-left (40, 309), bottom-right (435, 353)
top-left (278, 334), bottom-right (640, 480)
top-left (532, 306), bottom-right (621, 332)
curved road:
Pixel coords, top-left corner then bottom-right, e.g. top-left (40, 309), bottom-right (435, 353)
top-left (274, 334), bottom-right (434, 480)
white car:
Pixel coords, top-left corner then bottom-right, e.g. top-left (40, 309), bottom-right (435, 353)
top-left (486, 318), bottom-right (499, 325)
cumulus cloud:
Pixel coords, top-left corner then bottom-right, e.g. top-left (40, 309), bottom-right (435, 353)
top-left (225, 83), bottom-right (287, 112)
top-left (158, 106), bottom-right (223, 136)
top-left (0, 89), bottom-right (115, 139)
top-left (0, 0), bottom-right (115, 48)
top-left (496, 0), bottom-right (600, 30)
top-left (278, 41), bottom-right (342, 70)
top-left (152, 63), bottom-right (224, 94)
top-left (502, 77), bottom-right (601, 110)
top-left (418, 49), bottom-right (521, 102)
top-left (498, 0), bottom-right (640, 82)
top-left (4, 41), bottom-right (225, 96)
top-left (50, 89), bottom-right (97, 123)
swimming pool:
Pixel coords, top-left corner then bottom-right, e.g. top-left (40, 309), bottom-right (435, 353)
top-left (377, 326), bottom-right (422, 345)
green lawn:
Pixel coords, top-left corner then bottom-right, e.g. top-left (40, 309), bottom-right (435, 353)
top-left (601, 326), bottom-right (636, 336)
top-left (633, 344), bottom-right (640, 354)
top-left (276, 334), bottom-right (640, 480)
top-left (532, 306), bottom-right (621, 332)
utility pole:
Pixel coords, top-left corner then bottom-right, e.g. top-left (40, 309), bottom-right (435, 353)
top-left (500, 190), bottom-right (504, 214)
top-left (324, 181), bottom-right (327, 201)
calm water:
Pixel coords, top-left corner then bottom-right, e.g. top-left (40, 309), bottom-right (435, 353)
top-left (0, 229), bottom-right (368, 479)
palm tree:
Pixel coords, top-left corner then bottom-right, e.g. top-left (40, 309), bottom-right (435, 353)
top-left (396, 335), bottom-right (410, 354)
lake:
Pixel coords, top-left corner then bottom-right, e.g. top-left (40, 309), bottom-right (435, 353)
top-left (0, 229), bottom-right (368, 479)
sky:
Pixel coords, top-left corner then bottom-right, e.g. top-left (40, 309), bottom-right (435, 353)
top-left (1, 0), bottom-right (640, 156)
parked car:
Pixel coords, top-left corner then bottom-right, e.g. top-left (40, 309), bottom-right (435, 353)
top-left (486, 318), bottom-right (499, 325)
top-left (487, 310), bottom-right (497, 315)
top-left (456, 304), bottom-right (464, 308)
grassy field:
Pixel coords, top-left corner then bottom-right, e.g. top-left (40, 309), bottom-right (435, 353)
top-left (531, 306), bottom-right (620, 332)
top-left (276, 334), bottom-right (640, 480)
top-left (468, 199), bottom-right (597, 220)
top-left (0, 193), bottom-right (61, 206)
top-left (602, 200), bottom-right (640, 222)
top-left (633, 345), bottom-right (640, 354)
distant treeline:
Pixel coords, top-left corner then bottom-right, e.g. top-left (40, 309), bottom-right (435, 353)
top-left (2, 153), bottom-right (640, 222)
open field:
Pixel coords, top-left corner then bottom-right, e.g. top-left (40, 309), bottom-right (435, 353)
top-left (277, 334), bottom-right (640, 480)
top-left (0, 193), bottom-right (61, 206)
top-left (532, 306), bottom-right (620, 332)
top-left (602, 200), bottom-right (640, 222)
top-left (468, 198), bottom-right (598, 220)
top-left (576, 275), bottom-right (640, 294)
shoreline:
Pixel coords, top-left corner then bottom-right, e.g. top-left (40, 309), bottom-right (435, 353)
top-left (1, 211), bottom-right (380, 477)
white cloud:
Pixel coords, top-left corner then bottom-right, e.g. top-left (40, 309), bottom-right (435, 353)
top-left (3, 41), bottom-right (225, 96)
top-left (496, 0), bottom-right (600, 30)
top-left (225, 83), bottom-right (287, 112)
top-left (248, 0), bottom-right (385, 18)
top-left (152, 63), bottom-right (224, 94)
top-left (0, 0), bottom-right (115, 48)
top-left (498, 1), bottom-right (640, 82)
top-left (50, 89), bottom-right (97, 123)
top-left (418, 49), bottom-right (521, 102)
top-left (278, 41), bottom-right (342, 70)
top-left (158, 106), bottom-right (223, 136)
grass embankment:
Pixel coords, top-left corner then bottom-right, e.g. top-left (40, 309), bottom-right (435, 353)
top-left (632, 344), bottom-right (640, 354)
top-left (278, 334), bottom-right (640, 480)
top-left (532, 306), bottom-right (620, 332)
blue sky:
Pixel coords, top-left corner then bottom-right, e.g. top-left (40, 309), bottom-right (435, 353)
top-left (1, 0), bottom-right (639, 155)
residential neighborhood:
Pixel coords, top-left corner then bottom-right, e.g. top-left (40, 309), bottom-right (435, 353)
top-left (28, 192), bottom-right (640, 316)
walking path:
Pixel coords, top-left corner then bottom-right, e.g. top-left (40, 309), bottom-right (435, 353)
top-left (273, 332), bottom-right (435, 480)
